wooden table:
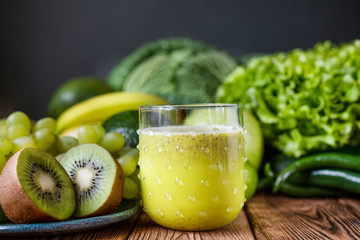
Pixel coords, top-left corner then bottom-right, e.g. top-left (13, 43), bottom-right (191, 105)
top-left (2, 192), bottom-right (359, 240)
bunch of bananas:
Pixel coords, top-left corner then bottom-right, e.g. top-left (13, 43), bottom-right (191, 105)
top-left (56, 92), bottom-right (167, 134)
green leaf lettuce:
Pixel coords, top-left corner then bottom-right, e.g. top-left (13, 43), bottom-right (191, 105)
top-left (217, 40), bottom-right (360, 157)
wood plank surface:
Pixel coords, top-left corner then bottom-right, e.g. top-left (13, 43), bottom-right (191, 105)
top-left (1, 193), bottom-right (360, 239)
top-left (245, 192), bottom-right (360, 240)
top-left (127, 210), bottom-right (255, 240)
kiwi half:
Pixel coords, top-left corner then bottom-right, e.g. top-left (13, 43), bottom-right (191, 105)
top-left (0, 148), bottom-right (76, 223)
top-left (60, 144), bottom-right (124, 218)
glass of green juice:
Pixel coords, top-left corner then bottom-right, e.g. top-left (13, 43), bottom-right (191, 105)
top-left (138, 104), bottom-right (246, 231)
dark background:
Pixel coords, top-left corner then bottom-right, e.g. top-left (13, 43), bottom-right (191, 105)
top-left (1, 0), bottom-right (360, 119)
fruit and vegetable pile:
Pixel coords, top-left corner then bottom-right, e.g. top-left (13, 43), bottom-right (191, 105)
top-left (1, 37), bottom-right (360, 225)
top-left (0, 111), bottom-right (143, 223)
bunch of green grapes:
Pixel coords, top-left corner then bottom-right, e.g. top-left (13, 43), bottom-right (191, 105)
top-left (114, 147), bottom-right (140, 199)
top-left (0, 111), bottom-right (140, 199)
top-left (56, 123), bottom-right (125, 156)
top-left (0, 111), bottom-right (58, 172)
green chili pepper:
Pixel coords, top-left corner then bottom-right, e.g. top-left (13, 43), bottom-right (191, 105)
top-left (264, 162), bottom-right (274, 178)
top-left (257, 177), bottom-right (274, 190)
top-left (257, 162), bottom-right (275, 190)
top-left (278, 182), bottom-right (345, 197)
top-left (273, 152), bottom-right (360, 192)
top-left (288, 168), bottom-right (360, 195)
top-left (270, 154), bottom-right (296, 176)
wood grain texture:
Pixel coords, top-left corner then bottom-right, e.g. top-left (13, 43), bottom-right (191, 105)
top-left (0, 214), bottom-right (140, 240)
top-left (2, 194), bottom-right (359, 240)
top-left (246, 192), bottom-right (360, 240)
top-left (127, 210), bottom-right (254, 240)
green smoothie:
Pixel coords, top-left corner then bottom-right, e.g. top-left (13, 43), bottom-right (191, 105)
top-left (138, 125), bottom-right (246, 231)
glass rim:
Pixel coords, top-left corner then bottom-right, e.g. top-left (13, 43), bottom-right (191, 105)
top-left (139, 103), bottom-right (242, 111)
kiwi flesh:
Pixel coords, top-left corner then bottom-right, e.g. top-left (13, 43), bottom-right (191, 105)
top-left (59, 144), bottom-right (124, 218)
top-left (0, 148), bottom-right (76, 223)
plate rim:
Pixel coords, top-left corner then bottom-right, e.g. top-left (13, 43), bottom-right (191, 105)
top-left (0, 199), bottom-right (142, 236)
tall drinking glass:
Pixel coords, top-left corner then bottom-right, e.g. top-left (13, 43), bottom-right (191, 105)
top-left (138, 104), bottom-right (246, 231)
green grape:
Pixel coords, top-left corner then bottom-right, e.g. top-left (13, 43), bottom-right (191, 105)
top-left (77, 124), bottom-right (98, 144)
top-left (6, 111), bottom-right (31, 130)
top-left (46, 136), bottom-right (59, 157)
top-left (34, 117), bottom-right (57, 133)
top-left (0, 137), bottom-right (13, 156)
top-left (99, 132), bottom-right (125, 153)
top-left (92, 123), bottom-right (105, 139)
top-left (117, 155), bottom-right (137, 176)
top-left (123, 177), bottom-right (139, 199)
top-left (114, 146), bottom-right (139, 159)
top-left (57, 136), bottom-right (79, 153)
top-left (7, 124), bottom-right (30, 140)
top-left (34, 129), bottom-right (55, 150)
top-left (128, 167), bottom-right (140, 186)
top-left (0, 119), bottom-right (7, 137)
top-left (12, 136), bottom-right (36, 153)
top-left (0, 153), bottom-right (6, 173)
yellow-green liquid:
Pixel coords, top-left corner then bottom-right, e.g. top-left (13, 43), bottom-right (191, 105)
top-left (138, 125), bottom-right (246, 231)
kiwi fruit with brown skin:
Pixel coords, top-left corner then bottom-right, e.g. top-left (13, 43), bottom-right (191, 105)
top-left (0, 148), bottom-right (76, 223)
top-left (59, 144), bottom-right (124, 218)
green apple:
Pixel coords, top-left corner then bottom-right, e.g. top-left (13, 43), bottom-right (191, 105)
top-left (244, 110), bottom-right (264, 170)
top-left (185, 108), bottom-right (264, 170)
top-left (245, 161), bottom-right (258, 199)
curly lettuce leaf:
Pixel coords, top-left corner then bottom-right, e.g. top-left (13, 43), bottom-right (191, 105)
top-left (217, 40), bottom-right (360, 157)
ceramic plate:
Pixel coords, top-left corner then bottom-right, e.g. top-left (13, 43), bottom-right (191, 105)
top-left (0, 199), bottom-right (141, 236)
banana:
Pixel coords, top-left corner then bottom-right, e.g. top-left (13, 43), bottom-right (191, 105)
top-left (56, 92), bottom-right (168, 134)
